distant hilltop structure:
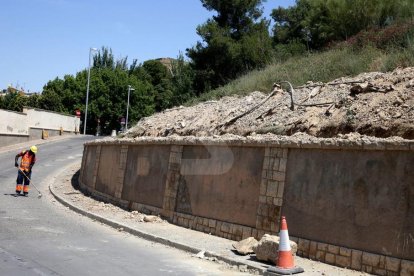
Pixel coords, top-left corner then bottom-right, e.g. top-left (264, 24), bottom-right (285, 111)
top-left (155, 57), bottom-right (175, 71)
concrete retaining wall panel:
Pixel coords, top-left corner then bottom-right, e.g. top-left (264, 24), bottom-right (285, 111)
top-left (79, 137), bottom-right (414, 272)
top-left (28, 128), bottom-right (63, 140)
top-left (24, 107), bottom-right (80, 132)
top-left (82, 146), bottom-right (97, 189)
top-left (0, 108), bottom-right (79, 148)
top-left (180, 146), bottom-right (263, 227)
top-left (0, 134), bottom-right (29, 147)
top-left (122, 145), bottom-right (170, 208)
top-left (283, 148), bottom-right (414, 260)
top-left (95, 146), bottom-right (121, 197)
top-left (0, 109), bottom-right (28, 135)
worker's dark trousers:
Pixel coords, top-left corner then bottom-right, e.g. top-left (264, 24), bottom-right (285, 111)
top-left (16, 170), bottom-right (31, 194)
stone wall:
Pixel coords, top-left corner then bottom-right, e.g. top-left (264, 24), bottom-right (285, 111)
top-left (79, 135), bottom-right (414, 275)
top-left (292, 237), bottom-right (414, 276)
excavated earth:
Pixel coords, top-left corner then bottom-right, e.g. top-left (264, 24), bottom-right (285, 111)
top-left (124, 67), bottom-right (414, 140)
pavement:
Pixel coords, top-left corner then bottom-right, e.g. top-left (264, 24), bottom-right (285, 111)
top-left (48, 162), bottom-right (370, 276)
top-left (0, 134), bottom-right (80, 154)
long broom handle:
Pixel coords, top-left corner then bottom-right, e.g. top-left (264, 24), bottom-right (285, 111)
top-left (18, 168), bottom-right (41, 195)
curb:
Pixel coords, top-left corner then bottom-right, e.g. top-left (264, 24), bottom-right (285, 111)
top-left (49, 166), bottom-right (266, 274)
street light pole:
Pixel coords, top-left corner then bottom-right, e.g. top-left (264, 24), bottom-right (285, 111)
top-left (126, 85), bottom-right (135, 131)
top-left (83, 47), bottom-right (98, 135)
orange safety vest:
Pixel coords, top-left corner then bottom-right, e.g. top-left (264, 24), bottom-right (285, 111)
top-left (19, 151), bottom-right (35, 171)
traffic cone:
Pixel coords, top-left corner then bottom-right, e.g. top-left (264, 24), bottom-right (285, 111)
top-left (264, 216), bottom-right (304, 275)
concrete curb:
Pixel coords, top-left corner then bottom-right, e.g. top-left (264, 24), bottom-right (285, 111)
top-left (49, 165), bottom-right (266, 274)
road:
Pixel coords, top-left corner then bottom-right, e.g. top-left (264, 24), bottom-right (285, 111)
top-left (0, 136), bottom-right (245, 276)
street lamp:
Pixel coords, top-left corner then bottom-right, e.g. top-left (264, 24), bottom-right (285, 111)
top-left (125, 85), bottom-right (135, 131)
top-left (83, 47), bottom-right (98, 135)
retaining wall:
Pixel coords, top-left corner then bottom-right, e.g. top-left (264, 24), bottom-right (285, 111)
top-left (0, 109), bottom-right (29, 147)
top-left (24, 107), bottom-right (80, 132)
top-left (0, 107), bottom-right (79, 147)
top-left (0, 109), bottom-right (29, 135)
top-left (79, 136), bottom-right (414, 275)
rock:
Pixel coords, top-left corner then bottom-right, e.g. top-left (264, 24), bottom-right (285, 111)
top-left (350, 82), bottom-right (393, 95)
top-left (238, 265), bottom-right (248, 272)
top-left (379, 111), bottom-right (388, 120)
top-left (309, 86), bottom-right (321, 98)
top-left (393, 112), bottom-right (402, 118)
top-left (143, 215), bottom-right (158, 222)
top-left (406, 79), bottom-right (414, 88)
top-left (194, 250), bottom-right (205, 259)
top-left (350, 83), bottom-right (369, 95)
top-left (252, 234), bottom-right (297, 264)
top-left (393, 98), bottom-right (404, 106)
top-left (232, 237), bottom-right (258, 255)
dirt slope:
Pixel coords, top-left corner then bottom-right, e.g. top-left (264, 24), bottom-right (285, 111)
top-left (125, 67), bottom-right (414, 139)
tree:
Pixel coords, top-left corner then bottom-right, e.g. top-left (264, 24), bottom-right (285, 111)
top-left (38, 90), bottom-right (64, 112)
top-left (27, 93), bottom-right (41, 108)
top-left (170, 53), bottom-right (195, 106)
top-left (134, 59), bottom-right (174, 111)
top-left (0, 95), bottom-right (4, 109)
top-left (201, 0), bottom-right (264, 39)
top-left (93, 47), bottom-right (115, 69)
top-left (40, 50), bottom-right (158, 135)
top-left (187, 0), bottom-right (273, 93)
top-left (271, 0), bottom-right (311, 45)
top-left (2, 92), bottom-right (28, 112)
top-left (271, 0), bottom-right (413, 50)
top-left (75, 65), bottom-right (156, 134)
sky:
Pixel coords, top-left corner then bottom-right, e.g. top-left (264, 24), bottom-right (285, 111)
top-left (0, 0), bottom-right (295, 92)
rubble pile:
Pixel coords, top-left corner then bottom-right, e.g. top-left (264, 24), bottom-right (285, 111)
top-left (125, 67), bottom-right (414, 139)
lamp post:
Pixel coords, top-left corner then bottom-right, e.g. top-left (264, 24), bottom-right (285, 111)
top-left (83, 47), bottom-right (98, 135)
top-left (126, 85), bottom-right (135, 131)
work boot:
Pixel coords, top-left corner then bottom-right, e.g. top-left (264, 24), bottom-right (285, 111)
top-left (15, 191), bottom-right (21, 195)
top-left (23, 192), bottom-right (28, 197)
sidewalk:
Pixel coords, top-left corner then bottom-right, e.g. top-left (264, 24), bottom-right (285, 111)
top-left (50, 162), bottom-right (371, 276)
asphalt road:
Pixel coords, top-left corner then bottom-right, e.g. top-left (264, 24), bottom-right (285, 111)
top-left (0, 136), bottom-right (243, 276)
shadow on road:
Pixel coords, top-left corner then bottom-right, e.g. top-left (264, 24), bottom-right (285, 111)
top-left (3, 193), bottom-right (25, 197)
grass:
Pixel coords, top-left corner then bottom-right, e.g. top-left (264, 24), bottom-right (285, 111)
top-left (185, 32), bottom-right (414, 106)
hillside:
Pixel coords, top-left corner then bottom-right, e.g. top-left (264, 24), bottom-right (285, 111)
top-left (124, 67), bottom-right (414, 140)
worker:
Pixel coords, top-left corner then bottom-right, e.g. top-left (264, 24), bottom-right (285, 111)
top-left (15, 145), bottom-right (37, 196)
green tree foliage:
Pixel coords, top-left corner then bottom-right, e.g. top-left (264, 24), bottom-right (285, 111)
top-left (272, 0), bottom-right (414, 50)
top-left (93, 46), bottom-right (129, 70)
top-left (2, 1), bottom-right (411, 130)
top-left (42, 60), bottom-right (156, 134)
top-left (1, 92), bottom-right (28, 112)
top-left (27, 93), bottom-right (41, 108)
top-left (83, 67), bottom-right (155, 134)
top-left (0, 94), bottom-right (4, 109)
top-left (141, 60), bottom-right (173, 111)
top-left (38, 90), bottom-right (64, 112)
top-left (170, 53), bottom-right (195, 106)
top-left (187, 0), bottom-right (273, 93)
top-left (36, 47), bottom-right (196, 134)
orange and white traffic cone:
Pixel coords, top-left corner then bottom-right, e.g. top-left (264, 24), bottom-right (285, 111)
top-left (264, 216), bottom-right (304, 275)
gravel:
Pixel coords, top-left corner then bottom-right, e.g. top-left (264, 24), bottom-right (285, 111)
top-left (123, 67), bottom-right (414, 140)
